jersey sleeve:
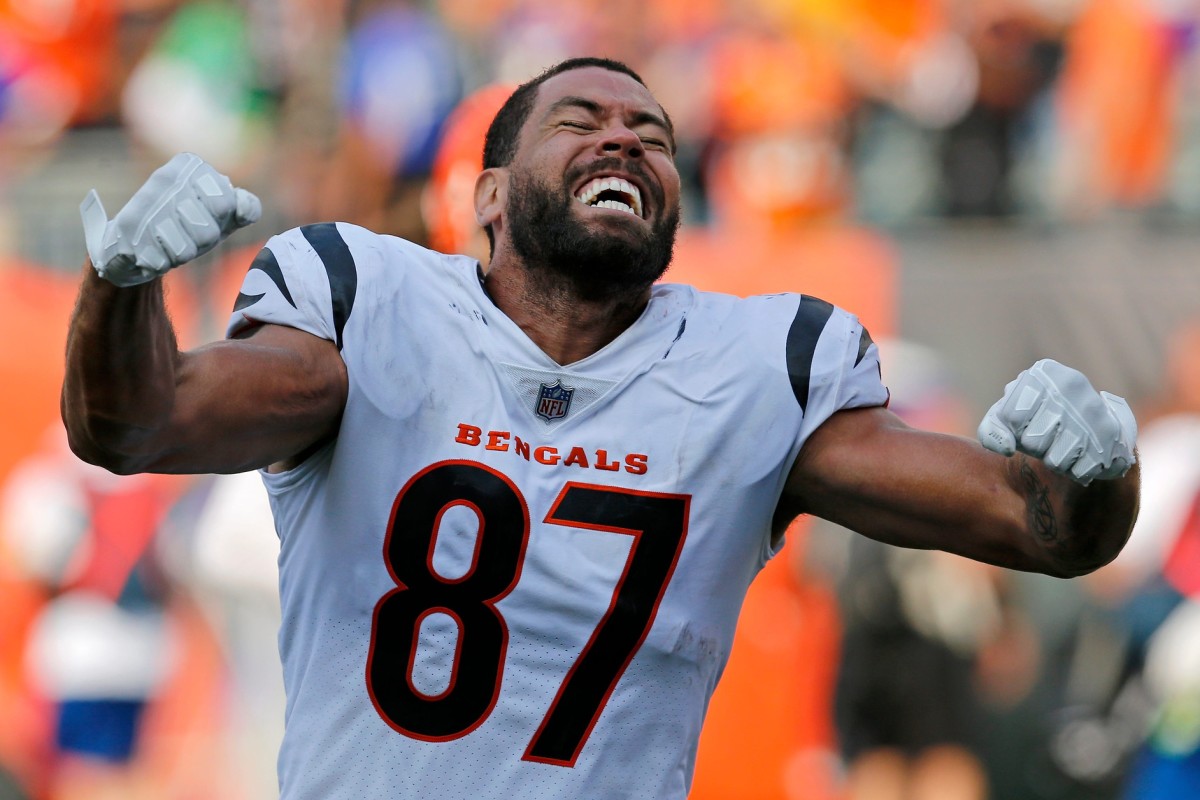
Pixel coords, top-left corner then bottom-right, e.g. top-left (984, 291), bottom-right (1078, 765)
top-left (784, 295), bottom-right (889, 441)
top-left (225, 223), bottom-right (360, 349)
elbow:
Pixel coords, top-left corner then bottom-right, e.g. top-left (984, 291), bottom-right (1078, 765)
top-left (1044, 534), bottom-right (1131, 579)
top-left (60, 369), bottom-right (181, 475)
top-left (1046, 476), bottom-right (1141, 579)
top-left (988, 514), bottom-right (1130, 579)
top-left (1011, 461), bottom-right (1140, 580)
top-left (64, 428), bottom-right (143, 475)
top-left (61, 410), bottom-right (159, 476)
top-left (1038, 516), bottom-right (1135, 580)
top-left (1041, 557), bottom-right (1108, 580)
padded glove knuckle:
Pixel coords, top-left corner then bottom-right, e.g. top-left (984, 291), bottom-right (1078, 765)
top-left (81, 153), bottom-right (261, 286)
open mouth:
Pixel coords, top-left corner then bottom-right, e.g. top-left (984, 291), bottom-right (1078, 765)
top-left (575, 176), bottom-right (644, 218)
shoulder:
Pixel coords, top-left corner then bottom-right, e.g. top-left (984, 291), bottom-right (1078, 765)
top-left (651, 282), bottom-right (810, 332)
top-left (659, 284), bottom-right (855, 325)
top-left (703, 288), bottom-right (885, 411)
top-left (666, 286), bottom-right (870, 356)
top-left (261, 223), bottom-right (478, 308)
top-left (230, 223), bottom-right (477, 346)
top-left (266, 223), bottom-right (467, 274)
top-left (651, 284), bottom-right (882, 400)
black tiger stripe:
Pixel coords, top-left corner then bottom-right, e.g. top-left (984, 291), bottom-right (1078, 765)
top-left (786, 295), bottom-right (834, 412)
top-left (234, 246), bottom-right (295, 312)
top-left (661, 315), bottom-right (687, 360)
top-left (300, 223), bottom-right (358, 351)
top-left (854, 325), bottom-right (874, 367)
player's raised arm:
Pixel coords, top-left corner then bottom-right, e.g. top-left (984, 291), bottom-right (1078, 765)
top-left (62, 154), bottom-right (348, 476)
top-left (784, 359), bottom-right (1140, 578)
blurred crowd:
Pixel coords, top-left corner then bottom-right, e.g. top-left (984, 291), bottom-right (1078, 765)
top-left (6, 0), bottom-right (1200, 241)
top-left (3, 0), bottom-right (1200, 799)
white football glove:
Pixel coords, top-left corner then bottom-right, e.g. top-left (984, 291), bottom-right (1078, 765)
top-left (977, 359), bottom-right (1137, 486)
top-left (80, 152), bottom-right (262, 287)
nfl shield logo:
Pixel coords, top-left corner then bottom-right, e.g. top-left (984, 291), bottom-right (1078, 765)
top-left (536, 380), bottom-right (574, 421)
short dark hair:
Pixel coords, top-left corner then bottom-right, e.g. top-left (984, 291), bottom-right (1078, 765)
top-left (479, 57), bottom-right (673, 253)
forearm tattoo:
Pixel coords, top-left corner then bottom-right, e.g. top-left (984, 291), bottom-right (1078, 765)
top-left (1016, 456), bottom-right (1059, 544)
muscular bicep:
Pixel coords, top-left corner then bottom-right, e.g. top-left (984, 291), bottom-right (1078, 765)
top-left (781, 406), bottom-right (1049, 572)
top-left (144, 323), bottom-right (347, 474)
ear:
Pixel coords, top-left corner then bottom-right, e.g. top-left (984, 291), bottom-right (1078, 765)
top-left (474, 168), bottom-right (506, 230)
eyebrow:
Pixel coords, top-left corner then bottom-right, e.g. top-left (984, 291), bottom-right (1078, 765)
top-left (546, 95), bottom-right (676, 152)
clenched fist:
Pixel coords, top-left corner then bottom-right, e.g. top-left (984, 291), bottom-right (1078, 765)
top-left (977, 359), bottom-right (1136, 486)
top-left (81, 153), bottom-right (261, 287)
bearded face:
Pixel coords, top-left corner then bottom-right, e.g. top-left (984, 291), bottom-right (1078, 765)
top-left (505, 157), bottom-right (680, 301)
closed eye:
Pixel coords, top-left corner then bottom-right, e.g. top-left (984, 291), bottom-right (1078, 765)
top-left (560, 120), bottom-right (593, 131)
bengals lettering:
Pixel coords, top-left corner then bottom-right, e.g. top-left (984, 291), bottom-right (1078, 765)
top-left (454, 423), bottom-right (649, 475)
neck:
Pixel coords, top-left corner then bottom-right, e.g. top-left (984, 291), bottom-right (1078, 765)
top-left (482, 255), bottom-right (651, 366)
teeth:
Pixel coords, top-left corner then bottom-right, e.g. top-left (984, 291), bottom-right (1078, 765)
top-left (597, 199), bottom-right (634, 214)
top-left (575, 176), bottom-right (643, 218)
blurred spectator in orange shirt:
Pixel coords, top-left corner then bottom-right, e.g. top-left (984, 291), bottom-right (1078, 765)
top-left (705, 12), bottom-right (856, 230)
top-left (1052, 0), bottom-right (1184, 218)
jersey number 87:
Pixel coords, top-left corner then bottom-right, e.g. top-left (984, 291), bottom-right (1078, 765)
top-left (366, 460), bottom-right (691, 767)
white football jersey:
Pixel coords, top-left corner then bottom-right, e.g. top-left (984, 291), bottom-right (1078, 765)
top-left (226, 222), bottom-right (888, 800)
